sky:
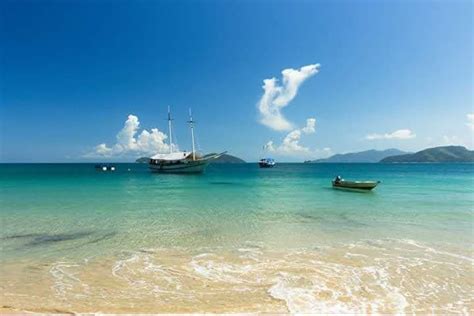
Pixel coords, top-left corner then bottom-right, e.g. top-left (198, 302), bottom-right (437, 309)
top-left (0, 0), bottom-right (472, 162)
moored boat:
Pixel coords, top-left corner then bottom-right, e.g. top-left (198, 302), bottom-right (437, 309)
top-left (149, 108), bottom-right (224, 174)
top-left (149, 151), bottom-right (224, 173)
top-left (259, 158), bottom-right (275, 168)
top-left (332, 176), bottom-right (380, 190)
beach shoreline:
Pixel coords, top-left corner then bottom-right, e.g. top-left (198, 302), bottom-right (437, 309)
top-left (1, 240), bottom-right (472, 314)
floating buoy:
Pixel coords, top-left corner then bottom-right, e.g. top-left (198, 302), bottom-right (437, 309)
top-left (95, 164), bottom-right (116, 172)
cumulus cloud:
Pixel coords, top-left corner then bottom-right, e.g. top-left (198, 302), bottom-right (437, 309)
top-left (266, 118), bottom-right (317, 155)
top-left (442, 135), bottom-right (465, 146)
top-left (258, 64), bottom-right (320, 131)
top-left (313, 147), bottom-right (334, 159)
top-left (467, 113), bottom-right (474, 131)
top-left (94, 143), bottom-right (113, 156)
top-left (425, 135), bottom-right (469, 148)
top-left (366, 129), bottom-right (416, 140)
top-left (302, 118), bottom-right (316, 134)
top-left (86, 115), bottom-right (173, 157)
top-left (316, 147), bottom-right (334, 158)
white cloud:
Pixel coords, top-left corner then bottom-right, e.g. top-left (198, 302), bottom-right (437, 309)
top-left (86, 114), bottom-right (173, 157)
top-left (467, 113), bottom-right (474, 131)
top-left (266, 118), bottom-right (317, 156)
top-left (302, 118), bottom-right (316, 134)
top-left (425, 135), bottom-right (468, 148)
top-left (264, 140), bottom-right (275, 152)
top-left (94, 143), bottom-right (113, 156)
top-left (366, 129), bottom-right (416, 140)
top-left (258, 64), bottom-right (320, 131)
top-left (313, 147), bottom-right (333, 159)
top-left (115, 114), bottom-right (140, 151)
top-left (442, 135), bottom-right (465, 146)
top-left (136, 128), bottom-right (171, 153)
top-left (280, 129), bottom-right (309, 154)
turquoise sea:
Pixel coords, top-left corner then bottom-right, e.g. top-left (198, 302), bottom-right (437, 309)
top-left (1, 163), bottom-right (473, 313)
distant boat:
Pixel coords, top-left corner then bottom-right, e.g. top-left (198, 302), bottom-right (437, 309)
top-left (332, 176), bottom-right (380, 190)
top-left (149, 108), bottom-right (224, 174)
top-left (259, 158), bottom-right (275, 168)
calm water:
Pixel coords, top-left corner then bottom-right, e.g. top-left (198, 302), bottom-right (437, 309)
top-left (0, 163), bottom-right (473, 313)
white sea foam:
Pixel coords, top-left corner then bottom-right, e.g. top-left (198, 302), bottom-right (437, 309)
top-left (344, 252), bottom-right (369, 258)
top-left (237, 247), bottom-right (264, 261)
top-left (397, 239), bottom-right (474, 263)
top-left (44, 239), bottom-right (471, 314)
top-left (267, 264), bottom-right (411, 314)
top-left (189, 253), bottom-right (254, 284)
top-left (268, 273), bottom-right (327, 313)
top-left (50, 261), bottom-right (89, 299)
top-left (111, 251), bottom-right (185, 298)
top-left (111, 253), bottom-right (139, 278)
top-left (265, 239), bottom-right (472, 314)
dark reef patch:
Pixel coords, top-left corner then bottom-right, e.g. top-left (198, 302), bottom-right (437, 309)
top-left (85, 232), bottom-right (117, 245)
top-left (209, 181), bottom-right (238, 185)
top-left (3, 231), bottom-right (118, 251)
top-left (24, 231), bottom-right (94, 247)
top-left (338, 213), bottom-right (369, 227)
top-left (2, 233), bottom-right (43, 240)
top-left (297, 213), bottom-right (324, 221)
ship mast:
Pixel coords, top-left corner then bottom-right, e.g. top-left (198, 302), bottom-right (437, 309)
top-left (188, 108), bottom-right (196, 161)
top-left (167, 106), bottom-right (173, 154)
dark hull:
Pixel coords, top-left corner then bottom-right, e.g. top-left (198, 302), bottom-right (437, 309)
top-left (259, 162), bottom-right (275, 168)
top-left (332, 181), bottom-right (379, 190)
top-left (149, 159), bottom-right (210, 174)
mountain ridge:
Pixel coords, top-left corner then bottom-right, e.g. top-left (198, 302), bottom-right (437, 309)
top-left (380, 146), bottom-right (474, 163)
top-left (210, 153), bottom-right (246, 163)
top-left (306, 148), bottom-right (408, 163)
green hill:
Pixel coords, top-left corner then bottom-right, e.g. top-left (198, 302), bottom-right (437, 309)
top-left (307, 149), bottom-right (407, 163)
top-left (380, 146), bottom-right (474, 163)
top-left (135, 157), bottom-right (150, 163)
top-left (210, 153), bottom-right (246, 164)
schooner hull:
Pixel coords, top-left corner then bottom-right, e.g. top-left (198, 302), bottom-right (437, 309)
top-left (148, 152), bottom-right (227, 174)
top-left (149, 160), bottom-right (210, 174)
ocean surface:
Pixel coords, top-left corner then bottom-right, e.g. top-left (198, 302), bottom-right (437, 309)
top-left (0, 163), bottom-right (473, 313)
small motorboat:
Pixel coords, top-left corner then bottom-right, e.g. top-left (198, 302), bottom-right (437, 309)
top-left (332, 176), bottom-right (380, 191)
top-left (259, 158), bottom-right (275, 168)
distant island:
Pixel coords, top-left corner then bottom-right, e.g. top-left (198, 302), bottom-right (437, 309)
top-left (210, 153), bottom-right (246, 164)
top-left (135, 157), bottom-right (150, 163)
top-left (381, 146), bottom-right (474, 163)
top-left (135, 153), bottom-right (245, 164)
top-left (306, 148), bottom-right (408, 163)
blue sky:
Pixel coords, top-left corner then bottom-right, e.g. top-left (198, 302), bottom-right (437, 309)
top-left (1, 0), bottom-right (472, 162)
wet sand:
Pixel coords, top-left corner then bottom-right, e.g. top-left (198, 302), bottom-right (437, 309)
top-left (1, 239), bottom-right (472, 314)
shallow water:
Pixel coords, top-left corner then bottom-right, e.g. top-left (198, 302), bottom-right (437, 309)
top-left (0, 163), bottom-right (473, 313)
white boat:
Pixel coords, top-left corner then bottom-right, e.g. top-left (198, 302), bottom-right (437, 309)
top-left (149, 108), bottom-right (224, 174)
top-left (258, 158), bottom-right (275, 168)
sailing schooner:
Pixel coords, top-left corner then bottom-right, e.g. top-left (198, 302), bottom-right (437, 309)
top-left (149, 108), bottom-right (224, 173)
